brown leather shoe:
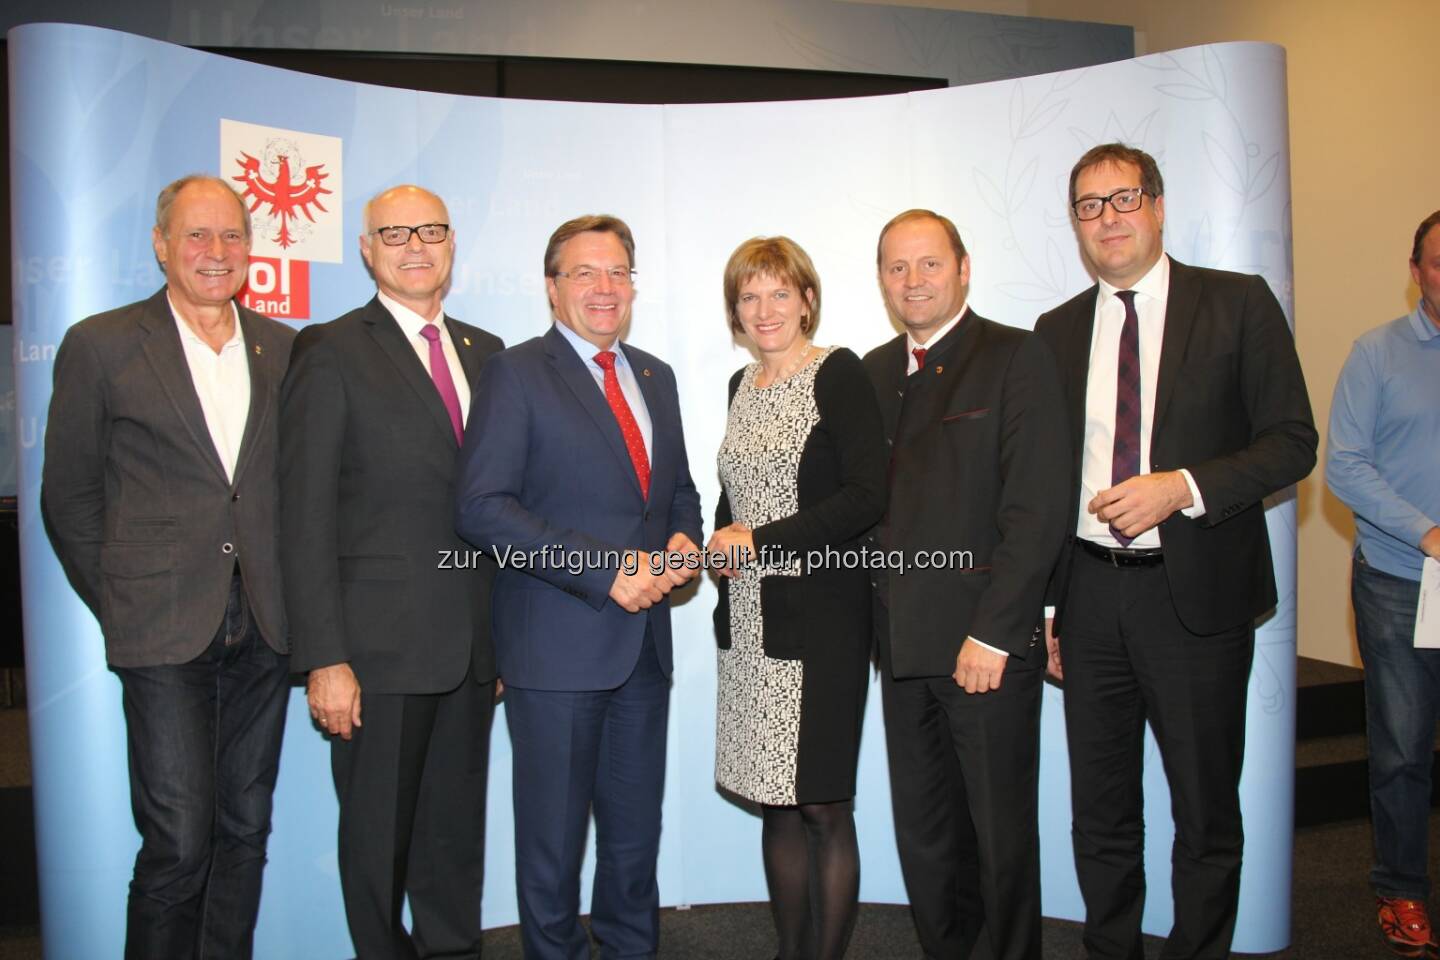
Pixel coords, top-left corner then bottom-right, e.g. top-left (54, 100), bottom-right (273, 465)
top-left (1378, 896), bottom-right (1437, 957)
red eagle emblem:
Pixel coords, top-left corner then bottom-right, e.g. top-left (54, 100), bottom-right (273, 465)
top-left (233, 151), bottom-right (332, 249)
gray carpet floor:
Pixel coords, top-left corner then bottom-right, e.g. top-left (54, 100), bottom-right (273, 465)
top-left (0, 703), bottom-right (1425, 959)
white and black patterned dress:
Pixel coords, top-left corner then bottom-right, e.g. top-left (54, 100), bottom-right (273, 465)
top-left (713, 347), bottom-right (887, 806)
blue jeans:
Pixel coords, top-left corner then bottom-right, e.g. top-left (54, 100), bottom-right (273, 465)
top-left (1354, 551), bottom-right (1437, 899)
top-left (113, 574), bottom-right (290, 960)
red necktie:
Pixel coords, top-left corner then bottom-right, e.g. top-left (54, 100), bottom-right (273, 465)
top-left (418, 324), bottom-right (464, 446)
top-left (912, 347), bottom-right (927, 373)
top-left (593, 351), bottom-right (651, 498)
top-left (1111, 290), bottom-right (1140, 545)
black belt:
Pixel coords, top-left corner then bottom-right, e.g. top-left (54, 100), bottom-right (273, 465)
top-left (1079, 538), bottom-right (1164, 568)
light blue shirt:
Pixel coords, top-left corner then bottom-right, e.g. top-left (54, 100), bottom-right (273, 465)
top-left (553, 320), bottom-right (653, 459)
top-left (1325, 305), bottom-right (1440, 581)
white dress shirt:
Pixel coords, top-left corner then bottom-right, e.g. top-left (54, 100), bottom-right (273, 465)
top-left (378, 291), bottom-right (472, 427)
top-left (553, 320), bottom-right (654, 459)
top-left (170, 296), bottom-right (250, 483)
top-left (1078, 254), bottom-right (1205, 550)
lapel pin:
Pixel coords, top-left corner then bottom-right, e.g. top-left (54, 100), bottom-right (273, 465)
top-left (463, 336), bottom-right (472, 347)
top-left (934, 364), bottom-right (943, 375)
top-left (643, 368), bottom-right (652, 377)
top-left (254, 344), bottom-right (263, 356)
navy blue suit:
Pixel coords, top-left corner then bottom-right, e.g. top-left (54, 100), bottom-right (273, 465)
top-left (456, 325), bottom-right (702, 959)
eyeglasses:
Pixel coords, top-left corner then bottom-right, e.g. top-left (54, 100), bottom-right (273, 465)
top-left (1071, 188), bottom-right (1150, 222)
top-left (553, 265), bottom-right (637, 286)
top-left (371, 223), bottom-right (451, 245)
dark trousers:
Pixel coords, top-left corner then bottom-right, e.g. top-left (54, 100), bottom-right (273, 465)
top-left (879, 619), bottom-right (1043, 960)
top-left (504, 629), bottom-right (669, 960)
top-left (330, 670), bottom-right (496, 960)
top-left (1060, 550), bottom-right (1254, 960)
top-left (1353, 551), bottom-right (1437, 899)
top-left (114, 573), bottom-right (290, 960)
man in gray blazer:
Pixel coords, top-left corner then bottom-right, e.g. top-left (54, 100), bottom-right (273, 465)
top-left (42, 175), bottom-right (296, 959)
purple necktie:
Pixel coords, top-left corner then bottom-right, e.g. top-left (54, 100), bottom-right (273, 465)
top-left (1110, 290), bottom-right (1140, 546)
top-left (418, 323), bottom-right (464, 446)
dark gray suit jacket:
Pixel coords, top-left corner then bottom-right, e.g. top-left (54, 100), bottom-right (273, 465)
top-left (281, 298), bottom-right (503, 693)
top-left (42, 287), bottom-right (296, 667)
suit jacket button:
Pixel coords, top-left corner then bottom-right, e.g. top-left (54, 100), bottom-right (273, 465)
top-left (644, 510), bottom-right (651, 521)
top-left (221, 542), bottom-right (235, 555)
top-left (231, 492), bottom-right (240, 502)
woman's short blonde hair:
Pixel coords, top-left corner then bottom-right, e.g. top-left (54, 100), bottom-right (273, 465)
top-left (722, 236), bottom-right (821, 336)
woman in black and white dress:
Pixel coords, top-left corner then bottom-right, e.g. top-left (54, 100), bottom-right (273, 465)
top-left (708, 236), bottom-right (887, 960)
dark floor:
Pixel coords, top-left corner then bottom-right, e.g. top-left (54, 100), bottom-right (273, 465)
top-left (0, 699), bottom-right (1425, 959)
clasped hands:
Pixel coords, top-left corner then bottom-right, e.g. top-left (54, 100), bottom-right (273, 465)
top-left (1087, 470), bottom-right (1192, 539)
top-left (705, 522), bottom-right (755, 578)
top-left (608, 533), bottom-right (703, 613)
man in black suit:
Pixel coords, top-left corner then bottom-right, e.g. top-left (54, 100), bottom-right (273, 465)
top-left (280, 185), bottom-right (504, 959)
top-left (43, 174), bottom-right (295, 959)
top-left (864, 209), bottom-right (1069, 960)
top-left (1033, 144), bottom-right (1317, 960)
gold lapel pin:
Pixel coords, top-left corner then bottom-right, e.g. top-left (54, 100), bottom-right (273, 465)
top-left (463, 336), bottom-right (472, 347)
top-left (934, 364), bottom-right (943, 375)
top-left (643, 368), bottom-right (652, 377)
top-left (254, 344), bottom-right (263, 356)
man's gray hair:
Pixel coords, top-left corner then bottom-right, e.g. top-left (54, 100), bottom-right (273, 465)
top-left (154, 174), bottom-right (252, 242)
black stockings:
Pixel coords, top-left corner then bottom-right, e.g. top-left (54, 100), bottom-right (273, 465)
top-left (761, 800), bottom-right (859, 960)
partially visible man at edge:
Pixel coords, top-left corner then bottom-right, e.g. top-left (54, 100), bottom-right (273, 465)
top-left (1326, 209), bottom-right (1440, 959)
top-left (43, 174), bottom-right (295, 959)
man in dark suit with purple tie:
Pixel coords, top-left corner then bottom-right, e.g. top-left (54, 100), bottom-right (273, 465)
top-left (281, 185), bottom-right (504, 959)
top-left (1034, 144), bottom-right (1316, 960)
top-left (456, 214), bottom-right (702, 960)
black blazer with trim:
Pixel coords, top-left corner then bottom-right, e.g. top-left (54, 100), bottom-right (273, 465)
top-left (1032, 259), bottom-right (1317, 636)
top-left (863, 310), bottom-right (1071, 678)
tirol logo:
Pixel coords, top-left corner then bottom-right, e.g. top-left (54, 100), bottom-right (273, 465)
top-left (220, 119), bottom-right (344, 320)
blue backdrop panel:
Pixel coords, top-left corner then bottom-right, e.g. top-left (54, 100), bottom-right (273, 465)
top-left (10, 24), bottom-right (1297, 955)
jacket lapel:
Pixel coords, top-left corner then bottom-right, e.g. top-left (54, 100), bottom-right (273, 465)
top-left (871, 335), bottom-right (907, 442)
top-left (363, 298), bottom-right (460, 448)
top-left (1152, 259), bottom-right (1200, 434)
top-left (545, 327), bottom-right (644, 501)
top-left (1062, 288), bottom-right (1099, 475)
top-left (446, 315), bottom-right (483, 389)
top-left (228, 306), bottom-right (274, 489)
top-left (623, 342), bottom-right (662, 504)
top-left (138, 288), bottom-right (229, 486)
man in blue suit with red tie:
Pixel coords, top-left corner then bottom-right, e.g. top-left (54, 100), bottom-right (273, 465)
top-left (456, 214), bottom-right (703, 960)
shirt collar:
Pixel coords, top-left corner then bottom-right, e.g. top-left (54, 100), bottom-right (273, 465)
top-left (906, 303), bottom-right (969, 354)
top-left (378, 290), bottom-right (445, 341)
top-left (1409, 302), bottom-right (1440, 342)
top-left (168, 294), bottom-right (243, 350)
top-left (554, 319), bottom-right (628, 369)
top-left (1097, 252), bottom-right (1169, 306)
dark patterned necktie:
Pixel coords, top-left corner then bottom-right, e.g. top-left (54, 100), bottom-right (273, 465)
top-left (594, 350), bottom-right (651, 498)
top-left (1111, 290), bottom-right (1140, 546)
